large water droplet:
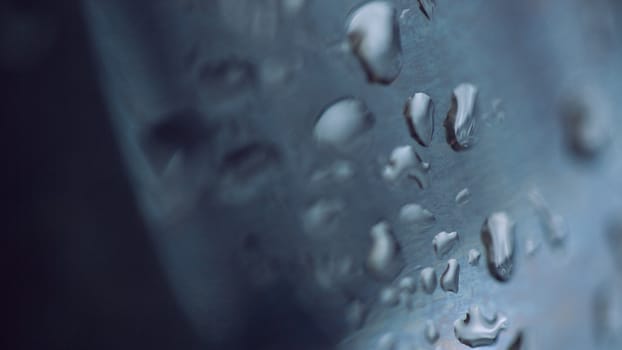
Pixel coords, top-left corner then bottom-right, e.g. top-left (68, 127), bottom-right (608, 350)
top-left (346, 1), bottom-right (402, 84)
top-left (420, 266), bottom-right (437, 294)
top-left (403, 92), bottom-right (434, 147)
top-left (444, 83), bottom-right (478, 151)
top-left (382, 145), bottom-right (430, 188)
top-left (425, 320), bottom-right (440, 344)
top-left (441, 259), bottom-right (460, 293)
top-left (314, 97), bottom-right (374, 149)
top-left (301, 198), bottom-right (344, 236)
top-left (528, 190), bottom-right (567, 248)
top-left (481, 212), bottom-right (515, 282)
top-left (468, 249), bottom-right (481, 266)
top-left (433, 231), bottom-right (459, 258)
top-left (366, 221), bottom-right (404, 280)
top-left (399, 203), bottom-right (435, 226)
top-left (454, 305), bottom-right (508, 347)
top-left (560, 85), bottom-right (611, 159)
top-left (219, 142), bottom-right (282, 204)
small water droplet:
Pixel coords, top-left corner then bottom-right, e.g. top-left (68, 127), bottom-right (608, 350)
top-left (379, 286), bottom-right (400, 307)
top-left (468, 249), bottom-right (481, 266)
top-left (366, 221), bottom-right (404, 280)
top-left (377, 333), bottom-right (397, 350)
top-left (560, 86), bottom-right (611, 159)
top-left (399, 203), bottom-right (435, 226)
top-left (455, 188), bottom-right (471, 206)
top-left (399, 8), bottom-right (411, 20)
top-left (444, 83), bottom-right (478, 151)
top-left (417, 0), bottom-right (436, 20)
top-left (508, 331), bottom-right (524, 350)
top-left (302, 198), bottom-right (344, 236)
top-left (314, 97), bottom-right (374, 149)
top-left (345, 299), bottom-right (367, 329)
top-left (593, 282), bottom-right (622, 345)
top-left (420, 267), bottom-right (437, 294)
top-left (219, 142), bottom-right (282, 204)
top-left (454, 305), bottom-right (508, 347)
top-left (281, 0), bottom-right (305, 16)
top-left (607, 219), bottom-right (622, 268)
top-left (403, 92), bottom-right (434, 146)
top-left (525, 238), bottom-right (540, 257)
top-left (481, 212), bottom-right (515, 282)
top-left (433, 231), bottom-right (459, 258)
top-left (399, 290), bottom-right (413, 310)
top-left (310, 160), bottom-right (354, 183)
top-left (440, 259), bottom-right (460, 293)
top-left (197, 57), bottom-right (257, 111)
top-left (425, 320), bottom-right (440, 344)
top-left (528, 190), bottom-right (567, 248)
top-left (346, 1), bottom-right (402, 84)
top-left (398, 276), bottom-right (416, 293)
top-left (382, 145), bottom-right (430, 188)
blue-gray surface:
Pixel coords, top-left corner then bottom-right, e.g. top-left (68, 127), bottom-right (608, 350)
top-left (85, 0), bottom-right (622, 349)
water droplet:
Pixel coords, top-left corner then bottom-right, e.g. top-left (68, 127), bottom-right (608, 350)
top-left (481, 212), bottom-right (515, 282)
top-left (366, 221), bottom-right (404, 280)
top-left (455, 188), bottom-right (471, 206)
top-left (560, 86), bottom-right (611, 159)
top-left (345, 300), bottom-right (367, 329)
top-left (417, 0), bottom-right (436, 20)
top-left (420, 267), bottom-right (437, 294)
top-left (314, 97), bottom-right (374, 149)
top-left (454, 305), bottom-right (508, 347)
top-left (399, 290), bottom-right (413, 310)
top-left (219, 142), bottom-right (282, 204)
top-left (425, 320), bottom-right (440, 344)
top-left (508, 331), bottom-right (524, 350)
top-left (310, 160), bottom-right (354, 183)
top-left (302, 198), bottom-right (344, 236)
top-left (440, 259), bottom-right (460, 293)
top-left (444, 83), bottom-right (478, 151)
top-left (528, 190), bottom-right (567, 248)
top-left (468, 249), bottom-right (481, 266)
top-left (197, 57), bottom-right (257, 111)
top-left (382, 145), bottom-right (430, 188)
top-left (433, 231), bottom-right (459, 258)
top-left (403, 92), bottom-right (434, 147)
top-left (377, 333), bottom-right (397, 350)
top-left (399, 203), bottom-right (435, 225)
top-left (346, 1), bottom-right (402, 84)
top-left (607, 219), bottom-right (622, 268)
top-left (525, 238), bottom-right (540, 257)
top-left (399, 9), bottom-right (411, 20)
top-left (281, 0), bottom-right (305, 16)
top-left (379, 286), bottom-right (400, 307)
top-left (398, 276), bottom-right (416, 293)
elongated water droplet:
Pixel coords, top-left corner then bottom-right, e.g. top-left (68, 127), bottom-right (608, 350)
top-left (310, 160), bottom-right (354, 183)
top-left (403, 92), bottom-right (434, 146)
top-left (444, 83), bottom-right (478, 151)
top-left (420, 267), bottom-right (437, 294)
top-left (454, 305), bottom-right (508, 347)
top-left (399, 203), bottom-right (435, 225)
top-left (379, 286), bottom-right (400, 307)
top-left (366, 221), bottom-right (404, 280)
top-left (528, 190), bottom-right (567, 248)
top-left (314, 97), bottom-right (374, 149)
top-left (346, 1), bottom-right (401, 84)
top-left (441, 259), bottom-right (460, 293)
top-left (301, 198), bottom-right (344, 236)
top-left (425, 320), bottom-right (440, 344)
top-left (433, 231), bottom-right (459, 258)
top-left (468, 249), bottom-right (481, 266)
top-left (382, 145), bottom-right (429, 188)
top-left (417, 0), bottom-right (436, 20)
top-left (398, 276), bottom-right (416, 293)
top-left (481, 212), bottom-right (515, 282)
top-left (455, 188), bottom-right (471, 206)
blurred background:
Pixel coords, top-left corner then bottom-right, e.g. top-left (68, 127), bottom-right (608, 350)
top-left (6, 0), bottom-right (622, 349)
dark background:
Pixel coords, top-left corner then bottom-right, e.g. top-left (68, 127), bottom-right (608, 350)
top-left (5, 0), bottom-right (200, 348)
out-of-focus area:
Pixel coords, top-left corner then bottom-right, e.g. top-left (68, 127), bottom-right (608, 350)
top-left (7, 0), bottom-right (622, 349)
